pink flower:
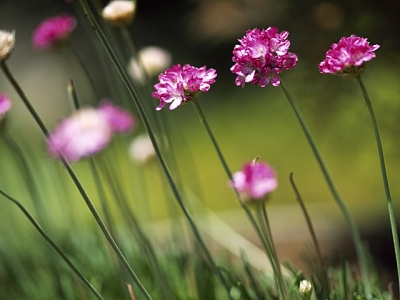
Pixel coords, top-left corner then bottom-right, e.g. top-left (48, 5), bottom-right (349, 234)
top-left (319, 34), bottom-right (380, 78)
top-left (98, 100), bottom-right (136, 133)
top-left (152, 64), bottom-right (217, 111)
top-left (230, 160), bottom-right (277, 202)
top-left (0, 94), bottom-right (12, 115)
top-left (231, 27), bottom-right (298, 88)
top-left (33, 13), bottom-right (77, 49)
top-left (48, 102), bottom-right (136, 162)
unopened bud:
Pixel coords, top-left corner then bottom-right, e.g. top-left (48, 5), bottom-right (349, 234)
top-left (0, 30), bottom-right (15, 63)
top-left (299, 280), bottom-right (312, 299)
top-left (102, 0), bottom-right (136, 26)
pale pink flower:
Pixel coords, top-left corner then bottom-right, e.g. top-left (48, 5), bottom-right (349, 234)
top-left (48, 102), bottom-right (135, 162)
top-left (48, 108), bottom-right (112, 162)
top-left (98, 100), bottom-right (136, 133)
top-left (230, 160), bottom-right (277, 202)
top-left (0, 94), bottom-right (12, 115)
top-left (319, 34), bottom-right (380, 78)
top-left (32, 13), bottom-right (77, 49)
top-left (231, 27), bottom-right (298, 88)
top-left (152, 64), bottom-right (217, 111)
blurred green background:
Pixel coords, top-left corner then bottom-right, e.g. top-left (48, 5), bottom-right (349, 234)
top-left (1, 0), bottom-right (400, 292)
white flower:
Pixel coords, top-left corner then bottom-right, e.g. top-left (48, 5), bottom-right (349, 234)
top-left (299, 280), bottom-right (312, 298)
top-left (0, 30), bottom-right (15, 63)
top-left (102, 0), bottom-right (136, 26)
top-left (128, 134), bottom-right (155, 164)
top-left (128, 46), bottom-right (172, 84)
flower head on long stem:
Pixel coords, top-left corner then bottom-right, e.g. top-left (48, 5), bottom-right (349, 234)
top-left (152, 64), bottom-right (217, 111)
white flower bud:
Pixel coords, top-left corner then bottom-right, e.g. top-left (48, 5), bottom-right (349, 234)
top-left (0, 30), bottom-right (15, 63)
top-left (129, 134), bottom-right (155, 164)
top-left (299, 280), bottom-right (312, 299)
top-left (128, 46), bottom-right (172, 84)
top-left (102, 0), bottom-right (136, 26)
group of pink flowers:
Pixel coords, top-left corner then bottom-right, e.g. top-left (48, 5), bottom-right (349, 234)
top-left (24, 13), bottom-right (380, 202)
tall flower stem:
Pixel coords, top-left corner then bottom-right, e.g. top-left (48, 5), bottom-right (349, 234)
top-left (279, 80), bottom-right (371, 296)
top-left (356, 75), bottom-right (400, 297)
top-left (191, 97), bottom-right (287, 300)
top-left (289, 173), bottom-right (329, 300)
top-left (0, 189), bottom-right (105, 300)
top-left (76, 0), bottom-right (233, 296)
top-left (0, 61), bottom-right (153, 300)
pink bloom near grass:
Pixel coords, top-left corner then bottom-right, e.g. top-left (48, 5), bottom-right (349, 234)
top-left (48, 102), bottom-right (135, 162)
top-left (32, 13), bottom-right (77, 49)
top-left (152, 64), bottom-right (217, 111)
top-left (319, 34), bottom-right (380, 77)
top-left (0, 94), bottom-right (12, 115)
top-left (230, 161), bottom-right (278, 202)
top-left (231, 27), bottom-right (298, 88)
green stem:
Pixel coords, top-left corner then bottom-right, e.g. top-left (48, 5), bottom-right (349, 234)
top-left (0, 189), bottom-right (105, 300)
top-left (76, 0), bottom-right (232, 296)
top-left (0, 61), bottom-right (153, 300)
top-left (356, 75), bottom-right (400, 298)
top-left (190, 98), bottom-right (287, 300)
top-left (289, 173), bottom-right (329, 300)
top-left (279, 81), bottom-right (371, 296)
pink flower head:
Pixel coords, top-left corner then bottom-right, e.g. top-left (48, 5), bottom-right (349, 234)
top-left (48, 108), bottom-right (112, 162)
top-left (230, 160), bottom-right (277, 202)
top-left (98, 100), bottom-right (136, 133)
top-left (319, 34), bottom-right (380, 78)
top-left (33, 13), bottom-right (77, 49)
top-left (231, 27), bottom-right (298, 88)
top-left (0, 94), bottom-right (12, 115)
top-left (152, 64), bottom-right (217, 111)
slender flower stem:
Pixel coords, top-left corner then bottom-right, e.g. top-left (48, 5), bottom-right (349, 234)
top-left (279, 80), bottom-right (371, 296)
top-left (0, 61), bottom-right (153, 300)
top-left (289, 173), bottom-right (329, 300)
top-left (356, 75), bottom-right (400, 297)
top-left (76, 0), bottom-right (232, 296)
top-left (191, 98), bottom-right (287, 300)
top-left (0, 189), bottom-right (105, 300)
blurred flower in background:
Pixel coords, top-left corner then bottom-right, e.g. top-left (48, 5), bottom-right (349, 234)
top-left (98, 100), bottom-right (136, 133)
top-left (102, 0), bottom-right (136, 26)
top-left (0, 94), bottom-right (12, 116)
top-left (32, 13), bottom-right (77, 50)
top-left (48, 102), bottom-right (135, 162)
top-left (127, 46), bottom-right (172, 84)
top-left (0, 30), bottom-right (15, 63)
top-left (128, 133), bottom-right (155, 165)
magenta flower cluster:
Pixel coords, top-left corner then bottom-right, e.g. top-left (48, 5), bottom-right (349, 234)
top-left (152, 64), bottom-right (217, 111)
top-left (230, 27), bottom-right (298, 88)
top-left (319, 34), bottom-right (380, 77)
top-left (48, 101), bottom-right (135, 163)
top-left (230, 161), bottom-right (278, 202)
top-left (32, 13), bottom-right (77, 49)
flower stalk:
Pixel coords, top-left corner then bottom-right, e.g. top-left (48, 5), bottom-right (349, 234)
top-left (279, 80), bottom-right (371, 296)
top-left (356, 75), bottom-right (400, 298)
top-left (191, 97), bottom-right (288, 300)
top-left (76, 0), bottom-right (233, 296)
